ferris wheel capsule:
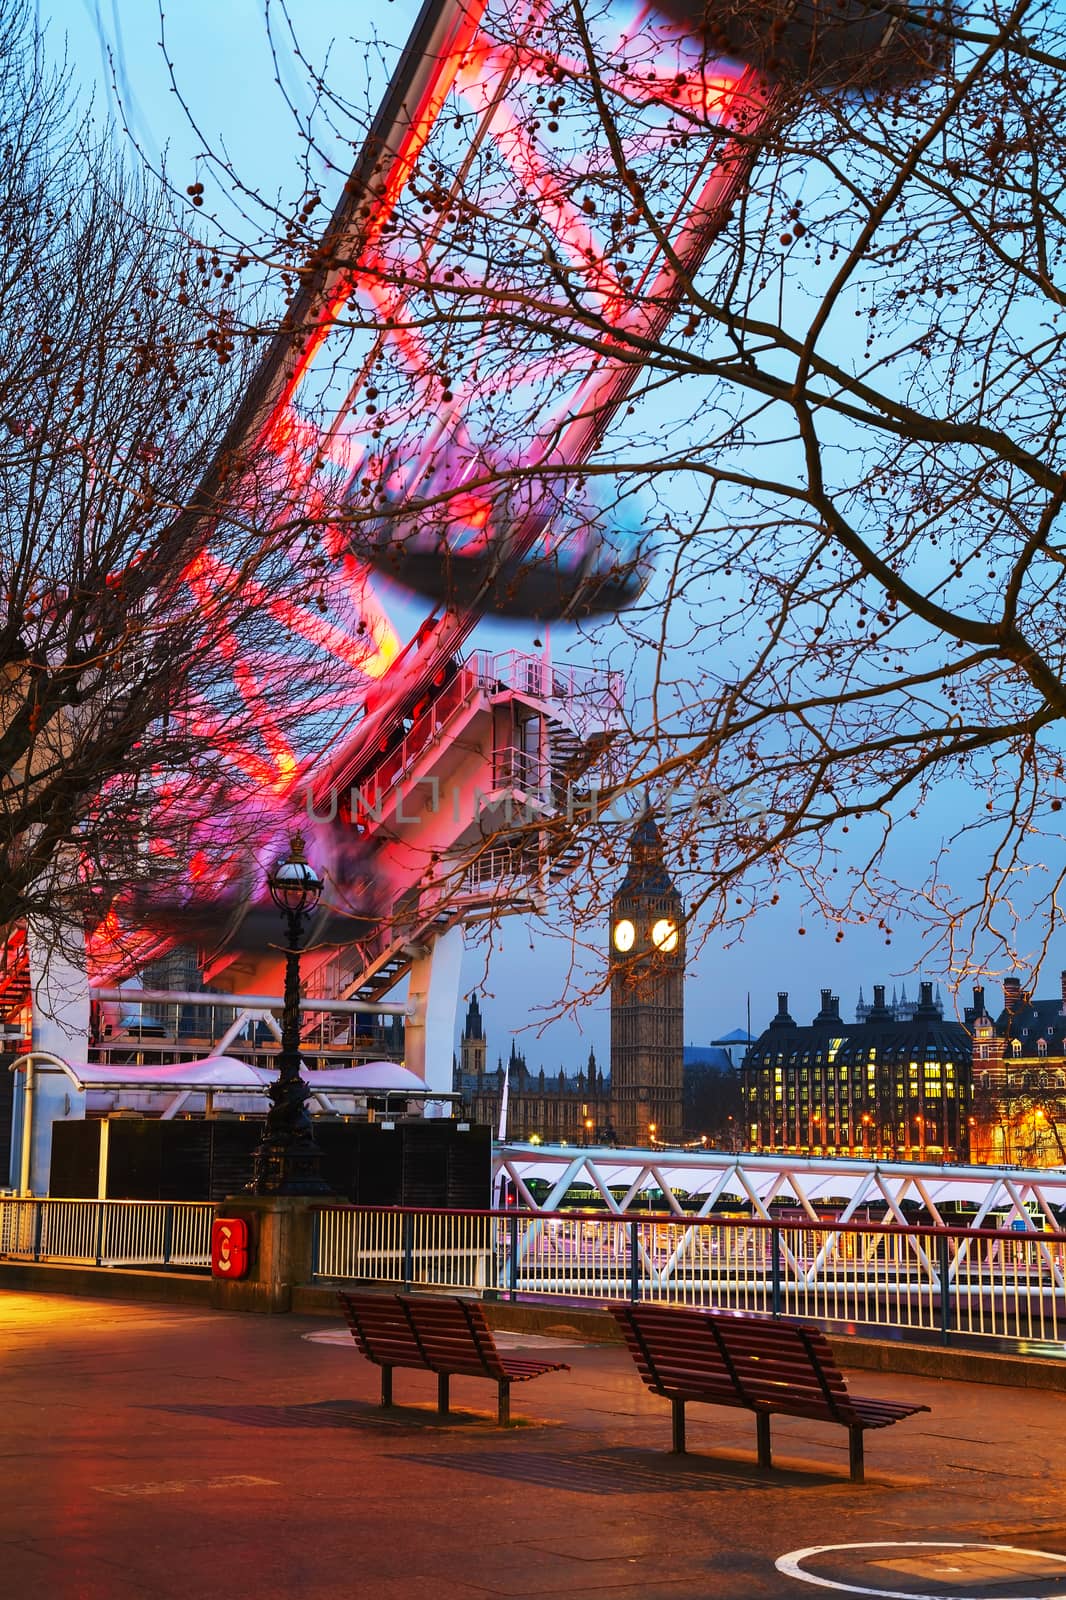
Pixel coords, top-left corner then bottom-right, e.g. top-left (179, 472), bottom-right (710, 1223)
top-left (346, 449), bottom-right (653, 620)
top-left (653, 0), bottom-right (946, 88)
top-left (348, 518), bottom-right (652, 619)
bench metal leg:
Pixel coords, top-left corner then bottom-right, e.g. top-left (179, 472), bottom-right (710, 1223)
top-left (756, 1413), bottom-right (772, 1471)
top-left (498, 1382), bottom-right (511, 1427)
top-left (381, 1367), bottom-right (393, 1407)
top-left (671, 1399), bottom-right (686, 1454)
top-left (849, 1426), bottom-right (865, 1484)
top-left (437, 1373), bottom-right (450, 1415)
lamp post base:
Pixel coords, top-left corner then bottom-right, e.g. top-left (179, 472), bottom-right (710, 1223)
top-left (249, 1138), bottom-right (335, 1197)
top-left (212, 1194), bottom-right (319, 1313)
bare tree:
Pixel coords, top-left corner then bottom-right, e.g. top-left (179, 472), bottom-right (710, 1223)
top-left (0, 0), bottom-right (349, 977)
top-left (132, 0), bottom-right (1066, 1006)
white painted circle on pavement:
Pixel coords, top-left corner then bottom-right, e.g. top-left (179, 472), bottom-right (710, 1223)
top-left (776, 1541), bottom-right (1066, 1600)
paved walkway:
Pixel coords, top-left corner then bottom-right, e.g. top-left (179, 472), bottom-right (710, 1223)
top-left (4, 1291), bottom-right (1066, 1599)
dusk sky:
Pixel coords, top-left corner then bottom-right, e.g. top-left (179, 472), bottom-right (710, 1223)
top-left (49, 0), bottom-right (1066, 1069)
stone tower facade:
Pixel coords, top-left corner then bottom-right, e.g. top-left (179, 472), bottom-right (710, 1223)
top-left (460, 994), bottom-right (487, 1081)
top-left (609, 811), bottom-right (684, 1145)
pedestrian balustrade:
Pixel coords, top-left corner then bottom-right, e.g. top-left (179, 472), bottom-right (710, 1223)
top-left (311, 1205), bottom-right (1066, 1349)
top-left (4, 1193), bottom-right (1066, 1353)
top-left (0, 1198), bottom-right (214, 1269)
top-left (316, 1204), bottom-right (496, 1292)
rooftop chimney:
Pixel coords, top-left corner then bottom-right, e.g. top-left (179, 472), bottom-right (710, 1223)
top-left (915, 980), bottom-right (939, 1020)
top-left (1003, 977), bottom-right (1023, 1014)
top-left (865, 984), bottom-right (893, 1024)
top-left (769, 992), bottom-right (795, 1030)
top-left (813, 988), bottom-right (841, 1025)
top-left (972, 985), bottom-right (985, 1017)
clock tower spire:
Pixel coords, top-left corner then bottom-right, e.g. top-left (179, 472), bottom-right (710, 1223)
top-left (609, 807), bottom-right (684, 1146)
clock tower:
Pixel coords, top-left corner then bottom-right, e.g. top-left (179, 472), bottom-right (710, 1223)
top-left (609, 810), bottom-right (684, 1146)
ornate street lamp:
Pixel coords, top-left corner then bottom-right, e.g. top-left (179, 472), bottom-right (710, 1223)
top-left (249, 833), bottom-right (334, 1195)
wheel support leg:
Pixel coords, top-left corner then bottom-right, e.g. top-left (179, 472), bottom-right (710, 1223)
top-left (437, 1373), bottom-right (450, 1415)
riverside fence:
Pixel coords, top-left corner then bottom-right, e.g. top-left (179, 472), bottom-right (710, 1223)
top-left (4, 1196), bottom-right (1066, 1354)
top-left (0, 1198), bottom-right (215, 1269)
top-left (312, 1204), bottom-right (1066, 1350)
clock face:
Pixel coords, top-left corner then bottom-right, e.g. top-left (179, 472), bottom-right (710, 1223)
top-left (613, 918), bottom-right (636, 952)
top-left (651, 918), bottom-right (679, 953)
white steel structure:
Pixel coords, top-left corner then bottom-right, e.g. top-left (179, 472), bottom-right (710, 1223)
top-left (493, 1143), bottom-right (1066, 1230)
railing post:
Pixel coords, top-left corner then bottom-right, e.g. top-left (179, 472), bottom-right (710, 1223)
top-left (508, 1211), bottom-right (519, 1301)
top-left (310, 1207), bottom-right (320, 1282)
top-left (771, 1224), bottom-right (782, 1318)
top-left (31, 1200), bottom-right (43, 1263)
top-left (161, 1204), bottom-right (174, 1269)
top-left (938, 1229), bottom-right (952, 1346)
top-left (401, 1210), bottom-right (414, 1289)
top-left (94, 1201), bottom-right (106, 1267)
top-left (629, 1219), bottom-right (641, 1302)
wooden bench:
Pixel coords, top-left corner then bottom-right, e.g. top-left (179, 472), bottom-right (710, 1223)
top-left (339, 1290), bottom-right (570, 1424)
top-left (611, 1303), bottom-right (929, 1481)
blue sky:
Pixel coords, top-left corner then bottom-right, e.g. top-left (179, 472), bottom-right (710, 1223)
top-left (45, 0), bottom-right (1066, 1067)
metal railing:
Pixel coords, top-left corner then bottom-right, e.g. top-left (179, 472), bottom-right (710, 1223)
top-left (491, 745), bottom-right (551, 800)
top-left (0, 1198), bottom-right (215, 1269)
top-left (351, 663), bottom-right (482, 826)
top-left (471, 650), bottom-right (623, 724)
top-left (312, 1204), bottom-right (1066, 1350)
top-left (316, 1206), bottom-right (496, 1293)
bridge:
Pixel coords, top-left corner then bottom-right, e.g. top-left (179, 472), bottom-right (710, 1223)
top-left (493, 1143), bottom-right (1066, 1227)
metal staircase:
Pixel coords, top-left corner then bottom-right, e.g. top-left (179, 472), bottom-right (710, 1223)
top-left (0, 928), bottom-right (29, 1024)
top-left (297, 649), bottom-right (623, 1024)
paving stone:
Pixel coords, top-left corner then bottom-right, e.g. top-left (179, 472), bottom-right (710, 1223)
top-left (3, 1292), bottom-right (1066, 1599)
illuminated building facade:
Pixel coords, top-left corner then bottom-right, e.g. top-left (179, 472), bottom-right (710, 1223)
top-left (969, 975), bottom-right (1066, 1166)
top-left (456, 1005), bottom-right (611, 1143)
top-left (742, 983), bottom-right (972, 1160)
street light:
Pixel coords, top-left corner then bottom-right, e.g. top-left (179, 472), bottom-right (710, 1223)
top-left (914, 1113), bottom-right (925, 1158)
top-left (249, 833), bottom-right (334, 1196)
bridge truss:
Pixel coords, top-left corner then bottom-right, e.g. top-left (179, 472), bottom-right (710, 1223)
top-left (494, 1142), bottom-right (1066, 1230)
